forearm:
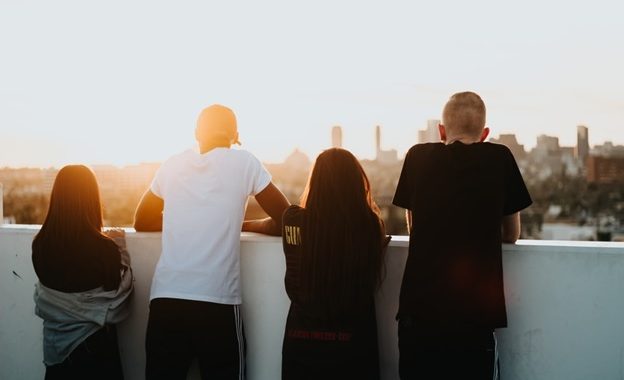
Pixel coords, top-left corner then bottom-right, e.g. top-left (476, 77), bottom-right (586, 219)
top-left (249, 182), bottom-right (290, 236)
top-left (242, 217), bottom-right (281, 236)
top-left (133, 190), bottom-right (164, 232)
top-left (502, 212), bottom-right (521, 243)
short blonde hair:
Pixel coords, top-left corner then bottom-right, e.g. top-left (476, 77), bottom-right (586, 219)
top-left (442, 92), bottom-right (486, 137)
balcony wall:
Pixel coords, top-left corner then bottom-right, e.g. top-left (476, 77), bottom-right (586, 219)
top-left (1, 225), bottom-right (624, 380)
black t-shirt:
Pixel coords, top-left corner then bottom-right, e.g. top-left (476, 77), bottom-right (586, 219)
top-left (281, 205), bottom-right (379, 379)
top-left (393, 142), bottom-right (532, 328)
top-left (32, 235), bottom-right (122, 292)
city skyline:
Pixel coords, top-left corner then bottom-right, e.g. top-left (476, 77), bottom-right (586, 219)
top-left (1, 1), bottom-right (623, 167)
top-left (0, 125), bottom-right (621, 169)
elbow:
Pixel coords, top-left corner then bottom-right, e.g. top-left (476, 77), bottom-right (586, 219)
top-left (133, 213), bottom-right (146, 231)
top-left (134, 215), bottom-right (161, 232)
top-left (133, 220), bottom-right (146, 232)
top-left (133, 219), bottom-right (148, 232)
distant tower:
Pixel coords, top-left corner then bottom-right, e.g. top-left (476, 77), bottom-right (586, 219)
top-left (331, 126), bottom-right (343, 148)
top-left (375, 125), bottom-right (381, 158)
top-left (576, 125), bottom-right (589, 163)
top-left (374, 125), bottom-right (398, 164)
top-left (418, 119), bottom-right (441, 144)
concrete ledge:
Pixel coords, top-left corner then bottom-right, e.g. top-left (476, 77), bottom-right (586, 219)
top-left (1, 226), bottom-right (624, 379)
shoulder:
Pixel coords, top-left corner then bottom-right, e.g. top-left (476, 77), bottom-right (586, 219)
top-left (226, 149), bottom-right (262, 164)
top-left (482, 142), bottom-right (513, 157)
top-left (402, 144), bottom-right (445, 170)
top-left (101, 235), bottom-right (120, 250)
top-left (95, 235), bottom-right (121, 259)
top-left (406, 143), bottom-right (444, 159)
top-left (283, 205), bottom-right (304, 224)
top-left (95, 237), bottom-right (123, 273)
top-left (407, 142), bottom-right (444, 154)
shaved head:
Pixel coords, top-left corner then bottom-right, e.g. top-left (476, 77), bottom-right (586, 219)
top-left (195, 104), bottom-right (240, 146)
top-left (442, 92), bottom-right (486, 138)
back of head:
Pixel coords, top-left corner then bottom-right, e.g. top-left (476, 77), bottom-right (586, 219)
top-left (302, 148), bottom-right (374, 214)
top-left (299, 148), bottom-right (384, 321)
top-left (195, 104), bottom-right (240, 146)
top-left (442, 91), bottom-right (487, 138)
top-left (34, 165), bottom-right (104, 248)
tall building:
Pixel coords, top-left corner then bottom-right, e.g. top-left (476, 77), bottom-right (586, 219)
top-left (374, 125), bottom-right (398, 164)
top-left (535, 135), bottom-right (560, 157)
top-left (576, 125), bottom-right (589, 163)
top-left (586, 156), bottom-right (624, 183)
top-left (592, 141), bottom-right (624, 158)
top-left (331, 126), bottom-right (343, 148)
top-left (418, 119), bottom-right (440, 144)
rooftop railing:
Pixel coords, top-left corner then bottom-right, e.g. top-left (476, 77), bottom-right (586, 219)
top-left (1, 226), bottom-right (624, 380)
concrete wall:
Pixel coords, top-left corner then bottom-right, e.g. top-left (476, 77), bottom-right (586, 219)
top-left (1, 226), bottom-right (624, 379)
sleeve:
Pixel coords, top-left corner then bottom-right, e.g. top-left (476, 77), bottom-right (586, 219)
top-left (282, 206), bottom-right (303, 303)
top-left (393, 148), bottom-right (414, 209)
top-left (150, 163), bottom-right (165, 198)
top-left (503, 148), bottom-right (533, 215)
top-left (281, 205), bottom-right (297, 250)
top-left (249, 153), bottom-right (272, 196)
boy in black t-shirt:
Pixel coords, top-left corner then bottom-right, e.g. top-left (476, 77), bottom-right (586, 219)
top-left (392, 92), bottom-right (532, 379)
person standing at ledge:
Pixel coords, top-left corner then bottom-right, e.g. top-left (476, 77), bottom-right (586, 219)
top-left (281, 148), bottom-right (388, 379)
top-left (32, 165), bottom-right (133, 380)
top-left (392, 92), bottom-right (532, 379)
top-left (134, 104), bottom-right (290, 380)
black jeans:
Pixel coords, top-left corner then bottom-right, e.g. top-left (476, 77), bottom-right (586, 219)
top-left (398, 318), bottom-right (499, 380)
top-left (45, 325), bottom-right (124, 380)
top-left (145, 298), bottom-right (245, 380)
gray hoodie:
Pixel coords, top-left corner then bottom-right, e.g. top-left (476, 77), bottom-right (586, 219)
top-left (33, 244), bottom-right (134, 365)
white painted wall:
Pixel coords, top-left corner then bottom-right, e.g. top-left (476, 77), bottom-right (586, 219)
top-left (1, 226), bottom-right (624, 380)
top-left (0, 183), bottom-right (3, 222)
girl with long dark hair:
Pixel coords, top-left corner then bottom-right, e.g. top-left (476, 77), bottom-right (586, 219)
top-left (32, 165), bottom-right (133, 380)
top-left (281, 148), bottom-right (387, 379)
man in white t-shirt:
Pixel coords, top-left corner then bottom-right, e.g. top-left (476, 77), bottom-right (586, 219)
top-left (134, 104), bottom-right (290, 380)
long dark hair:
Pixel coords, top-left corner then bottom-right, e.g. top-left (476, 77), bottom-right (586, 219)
top-left (33, 165), bottom-right (106, 249)
top-left (299, 148), bottom-right (385, 321)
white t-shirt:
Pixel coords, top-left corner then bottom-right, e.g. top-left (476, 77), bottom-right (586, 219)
top-left (149, 147), bottom-right (271, 304)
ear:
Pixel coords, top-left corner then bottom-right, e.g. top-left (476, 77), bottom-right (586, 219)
top-left (479, 127), bottom-right (490, 142)
top-left (438, 124), bottom-right (447, 142)
top-left (195, 127), bottom-right (200, 142)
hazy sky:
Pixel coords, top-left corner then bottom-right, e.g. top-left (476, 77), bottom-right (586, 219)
top-left (1, 0), bottom-right (623, 167)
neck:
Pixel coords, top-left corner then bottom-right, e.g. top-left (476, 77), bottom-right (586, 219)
top-left (198, 141), bottom-right (231, 154)
top-left (445, 136), bottom-right (481, 145)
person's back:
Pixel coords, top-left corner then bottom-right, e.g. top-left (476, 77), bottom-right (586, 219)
top-left (135, 104), bottom-right (290, 380)
top-left (149, 147), bottom-right (275, 303)
top-left (281, 148), bottom-right (386, 380)
top-left (32, 165), bottom-right (132, 380)
top-left (393, 92), bottom-right (532, 379)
